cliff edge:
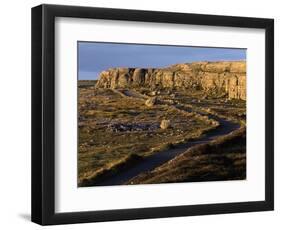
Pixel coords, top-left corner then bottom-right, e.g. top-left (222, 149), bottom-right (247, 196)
top-left (95, 61), bottom-right (246, 100)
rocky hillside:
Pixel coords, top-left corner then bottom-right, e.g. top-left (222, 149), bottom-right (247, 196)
top-left (95, 61), bottom-right (246, 100)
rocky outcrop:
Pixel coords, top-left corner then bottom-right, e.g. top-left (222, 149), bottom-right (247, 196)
top-left (95, 61), bottom-right (246, 100)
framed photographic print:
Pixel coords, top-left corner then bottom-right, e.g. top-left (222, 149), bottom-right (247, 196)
top-left (31, 4), bottom-right (274, 225)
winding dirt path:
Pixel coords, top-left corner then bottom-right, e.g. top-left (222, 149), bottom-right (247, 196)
top-left (93, 90), bottom-right (240, 186)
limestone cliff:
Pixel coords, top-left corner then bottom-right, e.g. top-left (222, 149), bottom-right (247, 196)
top-left (95, 61), bottom-right (246, 100)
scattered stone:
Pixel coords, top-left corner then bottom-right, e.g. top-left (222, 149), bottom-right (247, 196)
top-left (160, 120), bottom-right (171, 129)
top-left (165, 99), bottom-right (174, 105)
top-left (145, 97), bottom-right (157, 107)
top-left (150, 91), bottom-right (157, 96)
top-left (107, 122), bottom-right (158, 132)
top-left (211, 120), bottom-right (219, 126)
top-left (201, 95), bottom-right (207, 100)
top-left (205, 108), bottom-right (212, 113)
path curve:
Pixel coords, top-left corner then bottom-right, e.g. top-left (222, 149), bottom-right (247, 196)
top-left (94, 90), bottom-right (240, 186)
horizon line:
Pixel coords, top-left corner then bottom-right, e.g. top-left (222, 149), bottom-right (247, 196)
top-left (78, 59), bottom-right (246, 80)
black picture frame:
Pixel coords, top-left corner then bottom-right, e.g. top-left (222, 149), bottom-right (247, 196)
top-left (31, 4), bottom-right (274, 225)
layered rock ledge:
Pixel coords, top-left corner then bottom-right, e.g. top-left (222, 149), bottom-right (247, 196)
top-left (95, 61), bottom-right (246, 100)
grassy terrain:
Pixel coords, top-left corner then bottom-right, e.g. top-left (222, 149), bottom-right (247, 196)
top-left (78, 83), bottom-right (220, 186)
top-left (78, 80), bottom-right (98, 88)
top-left (78, 80), bottom-right (246, 186)
top-left (173, 89), bottom-right (246, 124)
top-left (127, 127), bottom-right (246, 184)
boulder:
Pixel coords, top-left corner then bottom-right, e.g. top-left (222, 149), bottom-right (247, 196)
top-left (145, 97), bottom-right (157, 107)
top-left (160, 120), bottom-right (171, 129)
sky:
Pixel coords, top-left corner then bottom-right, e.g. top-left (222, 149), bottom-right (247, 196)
top-left (78, 42), bottom-right (246, 80)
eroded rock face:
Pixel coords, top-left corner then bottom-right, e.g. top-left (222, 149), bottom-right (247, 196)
top-left (95, 61), bottom-right (246, 100)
